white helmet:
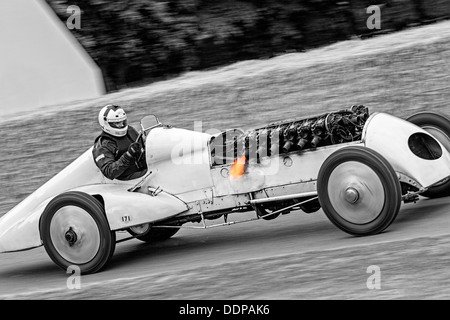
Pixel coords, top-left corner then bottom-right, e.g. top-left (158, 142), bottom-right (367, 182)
top-left (98, 104), bottom-right (128, 137)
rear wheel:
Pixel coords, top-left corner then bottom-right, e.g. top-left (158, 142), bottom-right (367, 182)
top-left (317, 146), bottom-right (402, 236)
top-left (407, 112), bottom-right (450, 198)
top-left (40, 191), bottom-right (116, 274)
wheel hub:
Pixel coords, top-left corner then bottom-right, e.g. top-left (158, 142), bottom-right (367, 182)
top-left (50, 206), bottom-right (101, 264)
top-left (344, 187), bottom-right (359, 203)
top-left (327, 161), bottom-right (385, 224)
top-left (64, 227), bottom-right (77, 246)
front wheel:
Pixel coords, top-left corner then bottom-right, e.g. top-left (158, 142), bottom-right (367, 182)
top-left (407, 111), bottom-right (450, 198)
top-left (317, 146), bottom-right (402, 236)
top-left (39, 191), bottom-right (116, 274)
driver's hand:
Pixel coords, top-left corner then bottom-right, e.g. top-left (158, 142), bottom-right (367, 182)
top-left (127, 142), bottom-right (143, 159)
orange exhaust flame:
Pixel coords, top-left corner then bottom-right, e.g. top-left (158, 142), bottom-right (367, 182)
top-left (230, 156), bottom-right (248, 178)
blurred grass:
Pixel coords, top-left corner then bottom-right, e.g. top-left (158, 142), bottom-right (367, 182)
top-left (1, 21), bottom-right (450, 216)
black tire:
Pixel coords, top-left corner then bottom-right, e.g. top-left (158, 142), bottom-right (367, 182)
top-left (317, 146), bottom-right (402, 236)
top-left (407, 112), bottom-right (450, 198)
top-left (127, 225), bottom-right (180, 243)
top-left (39, 191), bottom-right (116, 274)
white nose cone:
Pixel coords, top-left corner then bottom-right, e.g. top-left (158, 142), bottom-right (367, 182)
top-left (364, 113), bottom-right (450, 188)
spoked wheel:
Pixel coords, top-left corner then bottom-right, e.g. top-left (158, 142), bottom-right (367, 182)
top-left (127, 223), bottom-right (180, 242)
top-left (40, 191), bottom-right (116, 274)
top-left (317, 146), bottom-right (402, 236)
top-left (407, 112), bottom-right (450, 198)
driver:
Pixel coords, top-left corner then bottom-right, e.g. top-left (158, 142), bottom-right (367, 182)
top-left (92, 104), bottom-right (147, 180)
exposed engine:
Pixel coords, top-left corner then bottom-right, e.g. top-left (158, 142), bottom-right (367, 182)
top-left (212, 105), bottom-right (370, 165)
top-left (244, 105), bottom-right (369, 162)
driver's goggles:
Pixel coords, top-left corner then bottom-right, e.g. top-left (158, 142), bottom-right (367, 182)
top-left (109, 119), bottom-right (127, 129)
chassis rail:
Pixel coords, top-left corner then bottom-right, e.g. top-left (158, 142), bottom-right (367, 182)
top-left (116, 196), bottom-right (319, 243)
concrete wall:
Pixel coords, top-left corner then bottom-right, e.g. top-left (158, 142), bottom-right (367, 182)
top-left (0, 0), bottom-right (104, 115)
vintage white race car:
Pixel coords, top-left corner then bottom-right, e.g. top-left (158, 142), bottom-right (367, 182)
top-left (1, 106), bottom-right (450, 274)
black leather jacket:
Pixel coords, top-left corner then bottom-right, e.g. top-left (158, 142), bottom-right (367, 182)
top-left (92, 126), bottom-right (147, 180)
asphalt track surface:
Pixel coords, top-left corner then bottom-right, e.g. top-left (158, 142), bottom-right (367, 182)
top-left (0, 195), bottom-right (449, 298)
top-left (1, 21), bottom-right (450, 300)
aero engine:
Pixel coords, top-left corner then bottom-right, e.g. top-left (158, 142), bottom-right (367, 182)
top-left (236, 105), bottom-right (370, 163)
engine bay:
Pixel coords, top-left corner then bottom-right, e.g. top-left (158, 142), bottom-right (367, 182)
top-left (212, 105), bottom-right (370, 165)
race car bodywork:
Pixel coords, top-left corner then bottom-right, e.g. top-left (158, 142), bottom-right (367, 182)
top-left (1, 106), bottom-right (450, 274)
